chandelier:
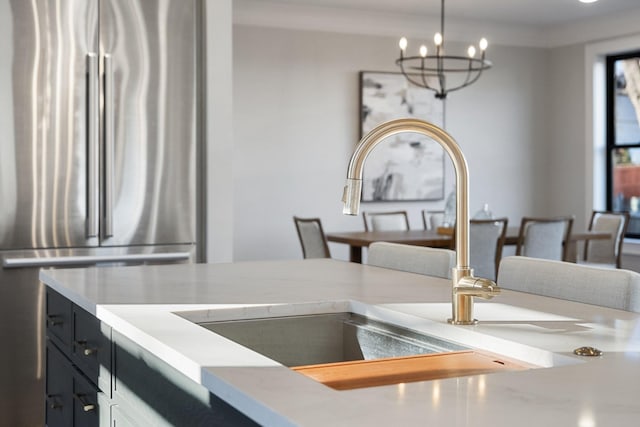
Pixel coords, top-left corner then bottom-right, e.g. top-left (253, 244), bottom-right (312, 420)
top-left (395, 0), bottom-right (492, 99)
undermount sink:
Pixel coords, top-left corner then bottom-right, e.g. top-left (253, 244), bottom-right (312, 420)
top-left (175, 302), bottom-right (585, 390)
top-left (197, 310), bottom-right (532, 389)
top-left (199, 312), bottom-right (469, 367)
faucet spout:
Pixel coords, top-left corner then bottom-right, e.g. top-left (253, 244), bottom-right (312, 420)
top-left (341, 118), bottom-right (499, 325)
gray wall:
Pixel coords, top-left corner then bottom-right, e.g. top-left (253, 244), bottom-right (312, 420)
top-left (232, 25), bottom-right (550, 261)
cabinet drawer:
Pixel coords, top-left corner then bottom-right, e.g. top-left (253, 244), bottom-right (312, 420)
top-left (72, 305), bottom-right (111, 386)
top-left (46, 342), bottom-right (73, 427)
top-left (73, 367), bottom-right (100, 427)
top-left (46, 288), bottom-right (73, 350)
top-left (47, 340), bottom-right (105, 427)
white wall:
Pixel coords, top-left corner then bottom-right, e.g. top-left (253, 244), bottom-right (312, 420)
top-left (205, 0), bottom-right (234, 263)
top-left (547, 44), bottom-right (588, 230)
top-left (445, 44), bottom-right (551, 222)
top-left (232, 25), bottom-right (550, 261)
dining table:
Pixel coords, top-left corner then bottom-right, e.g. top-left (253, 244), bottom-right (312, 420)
top-left (326, 227), bottom-right (612, 264)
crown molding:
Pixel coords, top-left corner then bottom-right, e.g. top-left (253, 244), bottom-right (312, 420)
top-left (233, 0), bottom-right (640, 49)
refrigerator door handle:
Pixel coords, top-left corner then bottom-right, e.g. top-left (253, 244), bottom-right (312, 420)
top-left (103, 54), bottom-right (115, 238)
top-left (2, 252), bottom-right (192, 269)
top-left (86, 53), bottom-right (99, 238)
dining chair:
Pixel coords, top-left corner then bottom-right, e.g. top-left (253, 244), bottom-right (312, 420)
top-left (498, 256), bottom-right (640, 313)
top-left (293, 216), bottom-right (331, 259)
top-left (516, 216), bottom-right (574, 261)
top-left (362, 211), bottom-right (410, 232)
top-left (421, 210), bottom-right (445, 231)
top-left (581, 210), bottom-right (629, 268)
top-left (367, 242), bottom-right (455, 279)
top-left (469, 218), bottom-right (509, 281)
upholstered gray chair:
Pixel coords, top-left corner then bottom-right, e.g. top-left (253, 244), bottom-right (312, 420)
top-left (581, 210), bottom-right (629, 268)
top-left (498, 256), bottom-right (640, 313)
top-left (293, 217), bottom-right (331, 259)
top-left (516, 216), bottom-right (574, 261)
top-left (367, 242), bottom-right (456, 279)
top-left (362, 211), bottom-right (410, 231)
top-left (469, 218), bottom-right (508, 281)
top-left (421, 210), bottom-right (445, 231)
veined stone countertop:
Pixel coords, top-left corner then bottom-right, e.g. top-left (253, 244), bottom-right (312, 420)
top-left (40, 259), bottom-right (640, 426)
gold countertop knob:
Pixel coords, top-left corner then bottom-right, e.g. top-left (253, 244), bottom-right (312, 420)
top-left (573, 346), bottom-right (603, 357)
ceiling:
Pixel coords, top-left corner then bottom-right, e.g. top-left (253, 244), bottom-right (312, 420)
top-left (235, 0), bottom-right (640, 47)
top-left (264, 0), bottom-right (640, 27)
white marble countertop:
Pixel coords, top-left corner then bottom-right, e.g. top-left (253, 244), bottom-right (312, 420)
top-left (40, 259), bottom-right (640, 426)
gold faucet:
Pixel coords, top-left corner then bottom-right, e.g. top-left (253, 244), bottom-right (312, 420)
top-left (341, 118), bottom-right (500, 325)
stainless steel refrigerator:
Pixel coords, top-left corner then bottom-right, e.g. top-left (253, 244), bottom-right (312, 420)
top-left (0, 0), bottom-right (202, 425)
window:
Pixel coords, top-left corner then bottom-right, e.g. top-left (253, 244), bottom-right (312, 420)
top-left (606, 51), bottom-right (640, 238)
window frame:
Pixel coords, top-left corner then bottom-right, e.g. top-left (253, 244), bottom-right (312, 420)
top-left (605, 50), bottom-right (640, 239)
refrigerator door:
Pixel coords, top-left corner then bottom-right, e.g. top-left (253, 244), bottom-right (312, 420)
top-left (99, 0), bottom-right (197, 247)
top-left (0, 0), bottom-right (100, 251)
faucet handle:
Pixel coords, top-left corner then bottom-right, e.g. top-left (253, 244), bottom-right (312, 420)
top-left (456, 276), bottom-right (500, 299)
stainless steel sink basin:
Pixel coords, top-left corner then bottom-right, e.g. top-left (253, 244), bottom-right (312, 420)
top-left (199, 312), bottom-right (468, 367)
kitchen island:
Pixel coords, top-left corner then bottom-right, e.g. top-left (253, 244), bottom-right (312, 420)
top-left (40, 259), bottom-right (640, 426)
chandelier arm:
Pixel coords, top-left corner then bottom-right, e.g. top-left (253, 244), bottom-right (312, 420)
top-left (444, 67), bottom-right (486, 95)
top-left (405, 71), bottom-right (436, 92)
top-left (458, 59), bottom-right (476, 89)
top-left (419, 57), bottom-right (434, 90)
top-left (396, 58), bottom-right (436, 91)
top-left (437, 67), bottom-right (446, 99)
top-left (464, 67), bottom-right (485, 86)
top-left (460, 59), bottom-right (489, 88)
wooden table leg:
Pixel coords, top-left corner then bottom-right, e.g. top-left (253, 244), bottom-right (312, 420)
top-left (350, 246), bottom-right (362, 264)
top-left (564, 241), bottom-right (578, 263)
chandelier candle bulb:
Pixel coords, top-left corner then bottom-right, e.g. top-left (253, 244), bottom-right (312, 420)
top-left (399, 37), bottom-right (408, 53)
top-left (434, 32), bottom-right (443, 46)
top-left (467, 46), bottom-right (476, 58)
top-left (479, 38), bottom-right (488, 51)
top-left (420, 45), bottom-right (427, 58)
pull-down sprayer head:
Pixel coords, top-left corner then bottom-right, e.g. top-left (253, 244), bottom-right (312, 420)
top-left (342, 179), bottom-right (362, 215)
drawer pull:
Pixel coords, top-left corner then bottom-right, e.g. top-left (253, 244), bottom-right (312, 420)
top-left (47, 315), bottom-right (63, 326)
top-left (46, 394), bottom-right (62, 410)
top-left (74, 340), bottom-right (97, 356)
top-left (73, 393), bottom-right (96, 412)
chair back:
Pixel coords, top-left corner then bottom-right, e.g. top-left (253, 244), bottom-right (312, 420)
top-left (583, 211), bottom-right (629, 268)
top-left (469, 218), bottom-right (508, 281)
top-left (367, 242), bottom-right (455, 279)
top-left (498, 256), bottom-right (640, 313)
top-left (362, 211), bottom-right (410, 232)
top-left (421, 210), bottom-right (445, 230)
top-left (293, 217), bottom-right (331, 259)
top-left (516, 216), bottom-right (574, 261)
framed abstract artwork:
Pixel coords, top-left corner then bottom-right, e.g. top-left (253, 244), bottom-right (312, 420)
top-left (359, 71), bottom-right (445, 202)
